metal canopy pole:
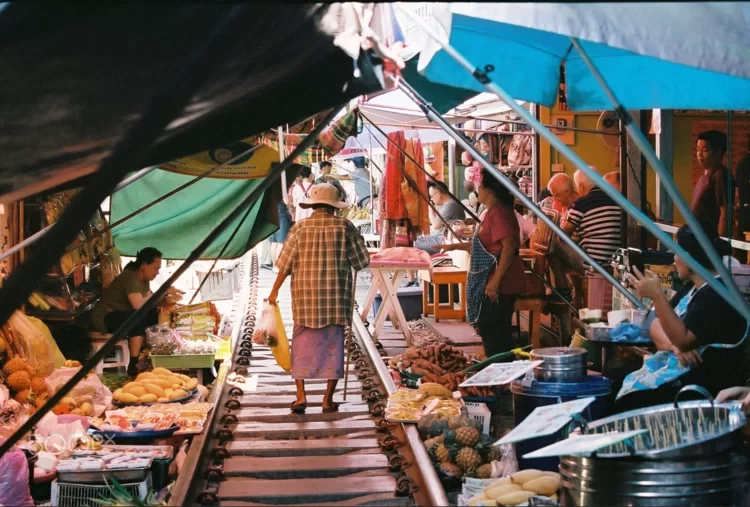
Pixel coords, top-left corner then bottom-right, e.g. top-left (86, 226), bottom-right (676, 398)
top-left (394, 6), bottom-right (744, 317)
top-left (278, 126), bottom-right (288, 198)
top-left (396, 79), bottom-right (642, 308)
top-left (0, 106), bottom-right (342, 458)
top-left (570, 38), bottom-right (749, 318)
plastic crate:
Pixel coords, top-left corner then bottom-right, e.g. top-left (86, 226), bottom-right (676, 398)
top-left (150, 353), bottom-right (215, 369)
top-left (464, 401), bottom-right (491, 435)
top-left (585, 273), bottom-right (613, 315)
top-left (215, 336), bottom-right (233, 362)
top-left (732, 265), bottom-right (750, 295)
top-left (52, 474), bottom-right (151, 507)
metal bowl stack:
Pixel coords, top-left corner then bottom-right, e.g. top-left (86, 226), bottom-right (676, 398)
top-left (560, 387), bottom-right (750, 506)
top-left (531, 347), bottom-right (588, 383)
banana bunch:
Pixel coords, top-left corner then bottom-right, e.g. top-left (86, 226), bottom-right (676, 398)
top-left (27, 292), bottom-right (51, 311)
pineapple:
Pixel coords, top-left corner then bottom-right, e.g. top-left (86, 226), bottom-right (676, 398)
top-left (423, 434), bottom-right (444, 453)
top-left (439, 462), bottom-right (463, 479)
top-left (434, 443), bottom-right (451, 463)
top-left (30, 377), bottom-right (47, 395)
top-left (455, 426), bottom-right (480, 447)
top-left (443, 429), bottom-right (457, 446)
top-left (14, 389), bottom-right (33, 405)
top-left (455, 447), bottom-right (483, 472)
top-left (7, 370), bottom-right (31, 392)
top-left (475, 463), bottom-right (493, 479)
top-left (448, 414), bottom-right (481, 431)
top-left (3, 358), bottom-right (28, 376)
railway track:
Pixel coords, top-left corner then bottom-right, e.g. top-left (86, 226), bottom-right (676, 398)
top-left (171, 253), bottom-right (447, 506)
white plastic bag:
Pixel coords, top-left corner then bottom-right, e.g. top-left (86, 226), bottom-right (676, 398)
top-left (45, 367), bottom-right (113, 407)
top-left (251, 302), bottom-right (291, 371)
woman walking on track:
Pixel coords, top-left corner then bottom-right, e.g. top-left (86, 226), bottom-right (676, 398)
top-left (268, 183), bottom-right (370, 413)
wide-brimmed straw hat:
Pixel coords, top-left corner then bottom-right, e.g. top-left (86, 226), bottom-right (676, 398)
top-left (299, 183), bottom-right (349, 209)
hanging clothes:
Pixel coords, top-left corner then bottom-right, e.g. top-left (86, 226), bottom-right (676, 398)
top-left (402, 138), bottom-right (430, 236)
top-left (379, 131), bottom-right (407, 221)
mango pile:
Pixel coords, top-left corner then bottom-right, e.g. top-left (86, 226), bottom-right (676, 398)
top-left (113, 367), bottom-right (199, 405)
top-left (468, 470), bottom-right (561, 506)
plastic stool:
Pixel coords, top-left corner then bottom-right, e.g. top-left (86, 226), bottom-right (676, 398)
top-left (88, 332), bottom-right (130, 375)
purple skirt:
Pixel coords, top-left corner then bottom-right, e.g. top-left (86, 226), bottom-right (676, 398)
top-left (291, 324), bottom-right (345, 380)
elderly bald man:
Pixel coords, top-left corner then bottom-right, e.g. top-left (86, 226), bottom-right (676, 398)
top-left (564, 169), bottom-right (622, 268)
top-left (541, 173), bottom-right (579, 216)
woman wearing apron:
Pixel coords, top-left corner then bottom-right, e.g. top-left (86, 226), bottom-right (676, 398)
top-left (440, 168), bottom-right (526, 357)
top-left (615, 222), bottom-right (748, 412)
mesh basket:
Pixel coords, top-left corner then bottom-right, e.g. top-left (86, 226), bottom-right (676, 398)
top-left (51, 474), bottom-right (151, 507)
top-left (585, 273), bottom-right (613, 315)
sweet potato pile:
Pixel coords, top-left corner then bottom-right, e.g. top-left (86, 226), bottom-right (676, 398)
top-left (459, 385), bottom-right (496, 398)
top-left (389, 344), bottom-right (472, 391)
top-left (389, 344), bottom-right (469, 373)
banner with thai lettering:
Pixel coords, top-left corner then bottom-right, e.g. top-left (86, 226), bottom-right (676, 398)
top-left (158, 110), bottom-right (360, 178)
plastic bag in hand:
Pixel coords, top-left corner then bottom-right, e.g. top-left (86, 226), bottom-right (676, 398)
top-left (252, 302), bottom-right (291, 371)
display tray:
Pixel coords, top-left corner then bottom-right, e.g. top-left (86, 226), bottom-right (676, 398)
top-left (112, 389), bottom-right (197, 407)
top-left (150, 354), bottom-right (216, 369)
top-left (57, 462), bottom-right (152, 484)
top-left (89, 424), bottom-right (180, 442)
top-left (72, 444), bottom-right (174, 461)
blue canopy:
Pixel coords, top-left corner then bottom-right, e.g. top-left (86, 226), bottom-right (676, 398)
top-left (416, 3), bottom-right (750, 111)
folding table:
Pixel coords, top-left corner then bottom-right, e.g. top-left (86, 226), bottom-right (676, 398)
top-left (360, 258), bottom-right (431, 346)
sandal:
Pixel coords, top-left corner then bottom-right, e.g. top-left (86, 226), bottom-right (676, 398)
top-left (322, 402), bottom-right (340, 413)
top-left (290, 401), bottom-right (307, 414)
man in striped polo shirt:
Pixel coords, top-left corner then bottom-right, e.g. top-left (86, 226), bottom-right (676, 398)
top-left (563, 170), bottom-right (622, 269)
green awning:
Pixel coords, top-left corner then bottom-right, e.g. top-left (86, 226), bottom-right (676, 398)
top-left (111, 170), bottom-right (278, 260)
top-left (401, 59), bottom-right (476, 114)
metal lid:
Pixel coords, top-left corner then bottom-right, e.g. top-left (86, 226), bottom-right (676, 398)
top-left (531, 347), bottom-right (587, 364)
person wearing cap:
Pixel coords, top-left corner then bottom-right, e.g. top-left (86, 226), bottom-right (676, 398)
top-left (268, 183), bottom-right (370, 414)
top-left (315, 161), bottom-right (348, 204)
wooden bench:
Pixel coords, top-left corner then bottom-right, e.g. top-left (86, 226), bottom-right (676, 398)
top-left (420, 266), bottom-right (467, 322)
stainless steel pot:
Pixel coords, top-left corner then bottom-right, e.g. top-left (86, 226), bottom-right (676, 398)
top-left (559, 385), bottom-right (750, 506)
top-left (560, 451), bottom-right (749, 506)
top-left (531, 347), bottom-right (587, 383)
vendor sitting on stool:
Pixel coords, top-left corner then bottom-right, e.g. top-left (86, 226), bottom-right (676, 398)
top-left (89, 247), bottom-right (184, 377)
top-left (614, 222), bottom-right (748, 412)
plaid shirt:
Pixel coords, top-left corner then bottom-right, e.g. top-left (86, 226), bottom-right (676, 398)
top-left (277, 208), bottom-right (370, 328)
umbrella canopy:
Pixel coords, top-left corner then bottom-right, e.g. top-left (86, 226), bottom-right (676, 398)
top-left (0, 4), bottom-right (382, 202)
top-left (417, 2), bottom-right (750, 111)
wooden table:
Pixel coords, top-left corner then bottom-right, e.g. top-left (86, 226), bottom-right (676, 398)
top-left (360, 260), bottom-right (431, 346)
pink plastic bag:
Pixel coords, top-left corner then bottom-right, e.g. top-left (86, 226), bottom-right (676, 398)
top-left (0, 438), bottom-right (34, 506)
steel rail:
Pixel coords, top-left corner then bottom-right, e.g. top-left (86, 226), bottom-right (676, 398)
top-left (0, 106), bottom-right (340, 458)
top-left (168, 252), bottom-right (254, 506)
top-left (351, 310), bottom-right (449, 506)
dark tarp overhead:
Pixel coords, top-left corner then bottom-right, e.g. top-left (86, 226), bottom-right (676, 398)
top-left (400, 59), bottom-right (476, 114)
top-left (0, 3), bottom-right (383, 202)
